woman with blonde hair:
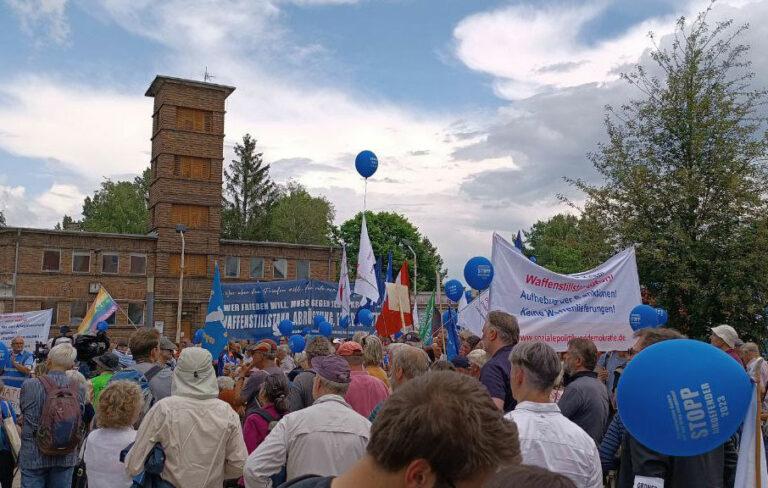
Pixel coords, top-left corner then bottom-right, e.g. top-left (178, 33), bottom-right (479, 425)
top-left (362, 335), bottom-right (390, 389)
top-left (84, 381), bottom-right (142, 488)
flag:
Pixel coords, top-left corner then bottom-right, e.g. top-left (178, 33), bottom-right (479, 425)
top-left (374, 256), bottom-right (385, 306)
top-left (458, 291), bottom-right (468, 312)
top-left (445, 309), bottom-right (460, 360)
top-left (354, 215), bottom-right (380, 304)
top-left (336, 245), bottom-right (351, 320)
top-left (514, 230), bottom-right (524, 252)
top-left (375, 261), bottom-right (413, 337)
top-left (204, 262), bottom-right (229, 361)
top-left (77, 287), bottom-right (118, 335)
top-left (385, 251), bottom-right (393, 283)
top-left (735, 385), bottom-right (768, 487)
top-left (418, 291), bottom-right (435, 345)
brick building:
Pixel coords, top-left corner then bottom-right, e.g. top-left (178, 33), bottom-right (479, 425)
top-left (0, 76), bottom-right (339, 341)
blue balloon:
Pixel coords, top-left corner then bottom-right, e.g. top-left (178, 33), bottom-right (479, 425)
top-left (193, 329), bottom-right (205, 345)
top-left (529, 256), bottom-right (537, 264)
top-left (96, 321), bottom-right (109, 332)
top-left (289, 334), bottom-right (306, 354)
top-left (444, 279), bottom-right (465, 303)
top-left (359, 308), bottom-right (374, 327)
top-left (617, 339), bottom-right (752, 456)
top-left (442, 309), bottom-right (458, 327)
top-left (301, 327), bottom-right (311, 337)
top-left (278, 319), bottom-right (293, 336)
top-left (464, 290), bottom-right (473, 304)
top-left (319, 321), bottom-right (333, 337)
top-left (355, 150), bottom-right (379, 178)
top-left (464, 257), bottom-right (494, 291)
top-left (629, 304), bottom-right (659, 331)
top-left (313, 314), bottom-right (326, 328)
top-left (656, 308), bottom-right (669, 327)
top-left (339, 315), bottom-right (351, 329)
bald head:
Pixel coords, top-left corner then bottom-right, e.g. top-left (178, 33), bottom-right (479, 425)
top-left (390, 345), bottom-right (430, 390)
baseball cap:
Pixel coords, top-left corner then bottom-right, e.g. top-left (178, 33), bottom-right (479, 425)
top-left (337, 341), bottom-right (363, 357)
top-left (311, 355), bottom-right (351, 384)
top-left (253, 339), bottom-right (277, 354)
top-left (711, 325), bottom-right (739, 349)
top-left (159, 337), bottom-right (177, 351)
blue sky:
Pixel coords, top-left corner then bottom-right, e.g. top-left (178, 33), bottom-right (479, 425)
top-left (1, 0), bottom-right (765, 276)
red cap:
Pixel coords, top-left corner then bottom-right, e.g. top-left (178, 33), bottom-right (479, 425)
top-left (337, 341), bottom-right (363, 356)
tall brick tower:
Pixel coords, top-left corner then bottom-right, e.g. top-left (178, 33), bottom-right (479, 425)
top-left (145, 76), bottom-right (235, 339)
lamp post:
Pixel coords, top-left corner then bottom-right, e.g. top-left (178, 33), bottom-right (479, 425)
top-left (401, 239), bottom-right (417, 301)
top-left (175, 224), bottom-right (187, 343)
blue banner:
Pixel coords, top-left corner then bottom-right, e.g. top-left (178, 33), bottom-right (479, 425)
top-left (222, 279), bottom-right (369, 340)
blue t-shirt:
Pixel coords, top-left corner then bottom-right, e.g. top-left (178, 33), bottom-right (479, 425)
top-left (479, 344), bottom-right (516, 413)
top-left (1, 351), bottom-right (33, 388)
top-left (0, 400), bottom-right (16, 452)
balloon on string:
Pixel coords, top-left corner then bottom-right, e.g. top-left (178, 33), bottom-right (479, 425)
top-left (319, 321), bottom-right (333, 337)
top-left (193, 328), bottom-right (205, 345)
top-left (464, 257), bottom-right (494, 291)
top-left (278, 319), bottom-right (293, 336)
top-left (529, 256), bottom-right (538, 264)
top-left (96, 321), bottom-right (109, 332)
top-left (629, 304), bottom-right (659, 331)
top-left (301, 327), bottom-right (311, 336)
top-left (617, 339), bottom-right (752, 456)
top-left (289, 334), bottom-right (306, 354)
top-left (656, 308), bottom-right (669, 327)
top-left (313, 315), bottom-right (326, 328)
top-left (339, 315), bottom-right (351, 329)
top-left (444, 279), bottom-right (465, 303)
top-left (355, 150), bottom-right (379, 178)
top-left (359, 308), bottom-right (374, 327)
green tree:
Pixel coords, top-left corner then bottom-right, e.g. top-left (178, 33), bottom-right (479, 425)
top-left (265, 181), bottom-right (335, 245)
top-left (571, 10), bottom-right (768, 339)
top-left (54, 215), bottom-right (79, 231)
top-left (222, 134), bottom-right (277, 240)
top-left (0, 210), bottom-right (5, 228)
top-left (68, 168), bottom-right (150, 234)
top-left (524, 213), bottom-right (613, 274)
top-left (338, 211), bottom-right (444, 292)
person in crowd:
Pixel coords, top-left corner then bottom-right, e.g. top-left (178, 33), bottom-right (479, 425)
top-left (128, 328), bottom-right (173, 401)
top-left (65, 369), bottom-right (93, 412)
top-left (710, 324), bottom-right (744, 367)
top-left (480, 310), bottom-right (519, 412)
top-left (241, 370), bottom-right (269, 418)
top-left (48, 325), bottom-right (73, 348)
top-left (240, 340), bottom-right (286, 412)
top-left (112, 338), bottom-right (135, 368)
top-left (283, 371), bottom-right (522, 488)
top-left (430, 359), bottom-right (455, 372)
top-left (599, 412), bottom-right (626, 476)
top-left (432, 330), bottom-right (446, 361)
top-left (218, 341), bottom-right (243, 376)
top-left (361, 335), bottom-right (390, 389)
top-left (243, 355), bottom-right (371, 486)
top-left (369, 345), bottom-right (429, 422)
top-left (351, 331), bottom-right (368, 345)
top-left (159, 336), bottom-right (177, 370)
top-left (617, 327), bottom-right (725, 488)
top-left (288, 336), bottom-right (334, 411)
top-left (84, 381), bottom-right (142, 488)
top-left (459, 334), bottom-right (481, 357)
top-left (277, 345), bottom-right (296, 374)
top-left (19, 343), bottom-right (87, 486)
top-left (485, 465), bottom-right (577, 488)
top-left (449, 356), bottom-right (470, 374)
top-left (466, 349), bottom-right (488, 379)
top-left (242, 373), bottom-right (291, 455)
top-left (743, 342), bottom-right (768, 408)
top-left (125, 347), bottom-right (247, 487)
top-left (596, 349), bottom-right (628, 398)
top-left (218, 375), bottom-right (244, 415)
top-left (2, 336), bottom-right (33, 390)
top-left (288, 351), bottom-right (309, 381)
top-left (0, 380), bottom-right (17, 488)
top-left (506, 341), bottom-right (602, 488)
top-left (90, 351), bottom-right (121, 407)
top-left (559, 338), bottom-right (610, 445)
top-left (338, 341), bottom-right (389, 418)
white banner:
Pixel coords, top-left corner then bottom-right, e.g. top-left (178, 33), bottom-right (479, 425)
top-left (490, 233), bottom-right (640, 351)
top-left (0, 309), bottom-right (53, 350)
top-left (458, 289), bottom-right (489, 337)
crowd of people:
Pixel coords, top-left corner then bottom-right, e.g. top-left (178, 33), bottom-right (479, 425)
top-left (0, 314), bottom-right (763, 488)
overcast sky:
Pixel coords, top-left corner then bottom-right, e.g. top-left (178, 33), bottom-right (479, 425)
top-left (1, 0), bottom-right (766, 278)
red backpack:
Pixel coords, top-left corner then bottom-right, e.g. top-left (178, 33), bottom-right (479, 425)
top-left (36, 375), bottom-right (83, 456)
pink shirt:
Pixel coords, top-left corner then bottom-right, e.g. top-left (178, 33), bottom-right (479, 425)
top-left (243, 404), bottom-right (282, 453)
top-left (344, 371), bottom-right (389, 418)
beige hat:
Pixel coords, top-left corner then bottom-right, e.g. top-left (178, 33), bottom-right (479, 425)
top-left (711, 324), bottom-right (739, 349)
top-left (171, 347), bottom-right (218, 400)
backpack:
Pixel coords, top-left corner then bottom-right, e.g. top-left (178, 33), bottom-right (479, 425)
top-left (251, 409), bottom-right (287, 485)
top-left (36, 375), bottom-right (83, 456)
top-left (109, 365), bottom-right (163, 419)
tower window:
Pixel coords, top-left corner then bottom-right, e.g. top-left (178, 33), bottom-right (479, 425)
top-left (176, 107), bottom-right (212, 132)
top-left (173, 156), bottom-right (210, 181)
top-left (171, 204), bottom-right (209, 229)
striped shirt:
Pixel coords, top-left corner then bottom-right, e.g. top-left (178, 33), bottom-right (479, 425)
top-left (1, 351), bottom-right (33, 388)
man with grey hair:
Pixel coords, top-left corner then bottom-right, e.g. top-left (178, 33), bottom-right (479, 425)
top-left (506, 341), bottom-right (602, 488)
top-left (277, 344), bottom-right (296, 374)
top-left (288, 336), bottom-right (334, 411)
top-left (244, 354), bottom-right (371, 487)
top-left (368, 345), bottom-right (430, 422)
top-left (19, 343), bottom-right (87, 486)
top-left (742, 342), bottom-right (767, 401)
top-left (480, 310), bottom-right (520, 412)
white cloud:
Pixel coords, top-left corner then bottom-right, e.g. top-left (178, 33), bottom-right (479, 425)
top-left (0, 183), bottom-right (84, 228)
top-left (5, 0), bottom-right (70, 44)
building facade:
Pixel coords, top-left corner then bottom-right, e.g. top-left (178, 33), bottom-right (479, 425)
top-left (0, 76), bottom-right (339, 340)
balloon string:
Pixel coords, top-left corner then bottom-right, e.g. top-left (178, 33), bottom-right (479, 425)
top-left (364, 178), bottom-right (368, 213)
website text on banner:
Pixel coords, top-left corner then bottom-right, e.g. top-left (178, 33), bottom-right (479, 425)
top-left (489, 233), bottom-right (640, 351)
top-left (221, 279), bottom-right (364, 340)
top-left (0, 309), bottom-right (53, 350)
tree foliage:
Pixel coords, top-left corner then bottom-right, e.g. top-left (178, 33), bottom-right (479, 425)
top-left (266, 181), bottom-right (336, 245)
top-left (338, 211), bottom-right (444, 292)
top-left (524, 213), bottom-right (613, 274)
top-left (571, 9), bottom-right (768, 340)
top-left (222, 134), bottom-right (278, 240)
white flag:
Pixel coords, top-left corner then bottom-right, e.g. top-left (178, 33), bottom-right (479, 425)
top-left (411, 296), bottom-right (419, 332)
top-left (336, 245), bottom-right (351, 319)
top-left (735, 386), bottom-right (768, 487)
top-left (354, 215), bottom-right (380, 303)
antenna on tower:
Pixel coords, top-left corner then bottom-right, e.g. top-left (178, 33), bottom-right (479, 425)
top-left (203, 67), bottom-right (215, 82)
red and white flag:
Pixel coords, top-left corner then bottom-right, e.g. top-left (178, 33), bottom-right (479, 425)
top-left (375, 261), bottom-right (413, 337)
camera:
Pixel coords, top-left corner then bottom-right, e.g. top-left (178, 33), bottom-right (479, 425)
top-left (33, 341), bottom-right (49, 363)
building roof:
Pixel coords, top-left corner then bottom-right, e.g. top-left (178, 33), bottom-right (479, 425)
top-left (0, 226), bottom-right (157, 241)
top-left (220, 238), bottom-right (339, 251)
top-left (145, 75), bottom-right (236, 97)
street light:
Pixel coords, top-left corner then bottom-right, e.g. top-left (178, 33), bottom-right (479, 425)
top-left (175, 224), bottom-right (187, 343)
top-left (401, 238), bottom-right (417, 301)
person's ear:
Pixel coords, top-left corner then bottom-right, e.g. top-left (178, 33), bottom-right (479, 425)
top-left (403, 459), bottom-right (438, 488)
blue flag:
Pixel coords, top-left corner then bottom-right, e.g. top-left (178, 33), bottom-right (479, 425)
top-left (374, 256), bottom-right (385, 306)
top-left (385, 251), bottom-right (394, 283)
top-left (204, 262), bottom-right (229, 362)
top-left (514, 230), bottom-right (524, 252)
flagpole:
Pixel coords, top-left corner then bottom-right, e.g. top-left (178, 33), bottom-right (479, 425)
top-left (755, 370), bottom-right (763, 488)
top-left (436, 271), bottom-right (446, 358)
top-left (116, 305), bottom-right (140, 330)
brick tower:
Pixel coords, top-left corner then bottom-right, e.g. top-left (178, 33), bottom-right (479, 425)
top-left (145, 76), bottom-right (235, 339)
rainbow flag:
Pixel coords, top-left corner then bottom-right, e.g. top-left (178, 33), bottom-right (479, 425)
top-left (77, 287), bottom-right (118, 335)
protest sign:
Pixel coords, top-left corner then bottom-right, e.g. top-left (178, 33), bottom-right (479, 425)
top-left (490, 233), bottom-right (640, 351)
top-left (0, 309), bottom-right (53, 350)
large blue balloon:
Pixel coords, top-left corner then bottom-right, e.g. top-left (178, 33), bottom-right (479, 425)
top-left (656, 308), bottom-right (669, 327)
top-left (359, 308), bottom-right (374, 327)
top-left (96, 321), bottom-right (109, 332)
top-left (444, 279), bottom-right (465, 303)
top-left (629, 304), bottom-right (659, 331)
top-left (319, 321), bottom-right (333, 337)
top-left (193, 328), bottom-right (205, 345)
top-left (618, 339), bottom-right (752, 456)
top-left (313, 314), bottom-right (326, 328)
top-left (289, 334), bottom-right (306, 354)
top-left (339, 315), bottom-right (351, 329)
top-left (278, 319), bottom-right (293, 337)
top-left (464, 257), bottom-right (494, 291)
top-left (355, 150), bottom-right (378, 178)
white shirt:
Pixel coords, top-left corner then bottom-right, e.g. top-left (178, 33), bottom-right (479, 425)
top-left (505, 401), bottom-right (602, 488)
top-left (244, 394), bottom-right (371, 488)
top-left (84, 427), bottom-right (137, 488)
